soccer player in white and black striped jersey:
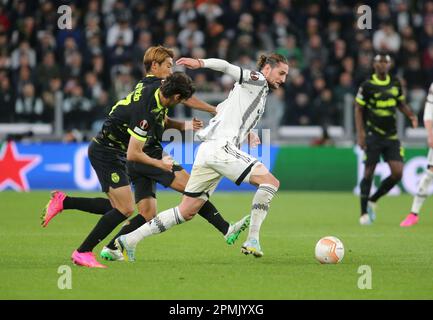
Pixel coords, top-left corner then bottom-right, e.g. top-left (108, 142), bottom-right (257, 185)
top-left (116, 53), bottom-right (289, 259)
top-left (401, 83), bottom-right (433, 226)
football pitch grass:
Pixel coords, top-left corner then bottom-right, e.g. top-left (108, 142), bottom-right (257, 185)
top-left (1, 191), bottom-right (433, 300)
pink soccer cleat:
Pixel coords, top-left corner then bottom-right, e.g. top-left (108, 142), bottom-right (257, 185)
top-left (400, 213), bottom-right (419, 227)
top-left (71, 250), bottom-right (107, 268)
top-left (41, 191), bottom-right (66, 227)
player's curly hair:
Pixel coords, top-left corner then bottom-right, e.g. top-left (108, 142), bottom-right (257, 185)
top-left (257, 53), bottom-right (288, 71)
top-left (143, 46), bottom-right (174, 73)
top-left (160, 72), bottom-right (195, 100)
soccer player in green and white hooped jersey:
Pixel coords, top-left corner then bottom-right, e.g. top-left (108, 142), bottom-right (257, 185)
top-left (401, 82), bottom-right (433, 226)
top-left (355, 53), bottom-right (418, 225)
top-left (42, 47), bottom-right (250, 266)
top-left (116, 53), bottom-right (289, 260)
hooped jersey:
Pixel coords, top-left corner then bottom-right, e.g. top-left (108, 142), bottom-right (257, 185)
top-left (355, 73), bottom-right (405, 139)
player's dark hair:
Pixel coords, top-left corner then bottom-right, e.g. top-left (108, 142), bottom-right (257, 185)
top-left (257, 53), bottom-right (288, 71)
top-left (160, 72), bottom-right (195, 100)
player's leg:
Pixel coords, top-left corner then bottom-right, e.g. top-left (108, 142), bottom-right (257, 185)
top-left (116, 153), bottom-right (221, 261)
top-left (171, 169), bottom-right (249, 243)
top-left (360, 163), bottom-right (377, 224)
top-left (71, 141), bottom-right (134, 268)
top-left (102, 174), bottom-right (156, 260)
top-left (359, 136), bottom-right (381, 224)
top-left (401, 149), bottom-right (433, 226)
top-left (210, 142), bottom-right (278, 257)
top-left (42, 192), bottom-right (114, 227)
top-left (242, 163), bottom-right (279, 257)
top-left (369, 139), bottom-right (404, 204)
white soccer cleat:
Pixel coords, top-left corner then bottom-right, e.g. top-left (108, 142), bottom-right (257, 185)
top-left (100, 246), bottom-right (124, 261)
top-left (359, 213), bottom-right (373, 225)
top-left (241, 238), bottom-right (263, 258)
top-left (367, 201), bottom-right (377, 222)
top-left (224, 215), bottom-right (250, 245)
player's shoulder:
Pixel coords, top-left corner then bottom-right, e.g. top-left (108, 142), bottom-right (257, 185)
top-left (242, 69), bottom-right (267, 86)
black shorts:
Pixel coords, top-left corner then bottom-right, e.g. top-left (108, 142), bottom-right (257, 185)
top-left (364, 134), bottom-right (404, 165)
top-left (127, 161), bottom-right (184, 202)
top-left (88, 140), bottom-right (130, 193)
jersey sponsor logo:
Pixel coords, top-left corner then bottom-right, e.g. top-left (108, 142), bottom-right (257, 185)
top-left (250, 71), bottom-right (259, 81)
top-left (111, 172), bottom-right (120, 183)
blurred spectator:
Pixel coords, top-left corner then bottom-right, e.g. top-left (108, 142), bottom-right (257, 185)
top-left (0, 76), bottom-right (15, 123)
top-left (11, 41), bottom-right (36, 69)
top-left (373, 22), bottom-right (401, 54)
top-left (15, 83), bottom-right (44, 123)
top-left (36, 51), bottom-right (60, 90)
top-left (41, 76), bottom-right (64, 124)
top-left (106, 13), bottom-right (133, 47)
top-left (63, 84), bottom-right (93, 130)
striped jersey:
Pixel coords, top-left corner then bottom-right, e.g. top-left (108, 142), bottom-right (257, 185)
top-left (424, 83), bottom-right (433, 121)
top-left (196, 66), bottom-right (269, 146)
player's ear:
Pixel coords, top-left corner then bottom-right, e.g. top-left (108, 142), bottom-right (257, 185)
top-left (151, 61), bottom-right (160, 71)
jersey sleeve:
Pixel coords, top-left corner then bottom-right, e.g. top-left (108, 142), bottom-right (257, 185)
top-left (201, 58), bottom-right (266, 85)
top-left (127, 102), bottom-right (150, 142)
top-left (424, 83), bottom-right (433, 121)
top-left (241, 69), bottom-right (267, 86)
top-left (396, 79), bottom-right (406, 103)
top-left (355, 82), bottom-right (367, 107)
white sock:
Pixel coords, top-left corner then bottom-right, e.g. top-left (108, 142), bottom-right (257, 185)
top-left (124, 206), bottom-right (185, 247)
top-left (248, 184), bottom-right (278, 242)
top-left (411, 170), bottom-right (433, 214)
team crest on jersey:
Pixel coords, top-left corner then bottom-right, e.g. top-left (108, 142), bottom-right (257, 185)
top-left (111, 172), bottom-right (120, 183)
top-left (250, 71), bottom-right (259, 81)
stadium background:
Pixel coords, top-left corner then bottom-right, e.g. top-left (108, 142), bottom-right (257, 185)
top-left (1, 0), bottom-right (433, 193)
top-left (2, 0), bottom-right (433, 302)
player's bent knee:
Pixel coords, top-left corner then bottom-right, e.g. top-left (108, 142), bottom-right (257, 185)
top-left (118, 207), bottom-right (134, 217)
top-left (139, 210), bottom-right (155, 221)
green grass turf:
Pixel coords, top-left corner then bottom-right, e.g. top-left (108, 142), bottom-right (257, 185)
top-left (1, 190), bottom-right (432, 300)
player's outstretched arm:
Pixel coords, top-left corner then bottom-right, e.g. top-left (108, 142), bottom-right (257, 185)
top-left (184, 95), bottom-right (217, 115)
top-left (165, 116), bottom-right (203, 131)
top-left (177, 57), bottom-right (241, 81)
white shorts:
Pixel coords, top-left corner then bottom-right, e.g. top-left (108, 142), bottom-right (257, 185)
top-left (185, 140), bottom-right (260, 200)
top-left (428, 148), bottom-right (433, 166)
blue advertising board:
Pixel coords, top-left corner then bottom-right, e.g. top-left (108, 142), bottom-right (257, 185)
top-left (0, 141), bottom-right (279, 192)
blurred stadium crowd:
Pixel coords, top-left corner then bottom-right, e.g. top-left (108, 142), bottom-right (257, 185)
top-left (1, 0), bottom-right (433, 141)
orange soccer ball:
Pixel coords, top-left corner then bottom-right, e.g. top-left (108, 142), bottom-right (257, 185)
top-left (315, 236), bottom-right (345, 264)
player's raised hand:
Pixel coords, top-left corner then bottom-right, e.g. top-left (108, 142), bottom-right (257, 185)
top-left (192, 117), bottom-right (203, 131)
top-left (410, 115), bottom-right (418, 129)
top-left (176, 57), bottom-right (203, 69)
top-left (160, 156), bottom-right (174, 172)
top-left (184, 117), bottom-right (203, 131)
top-left (248, 131), bottom-right (261, 148)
